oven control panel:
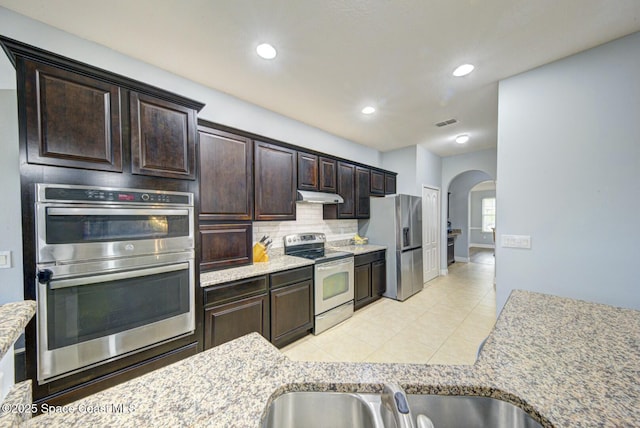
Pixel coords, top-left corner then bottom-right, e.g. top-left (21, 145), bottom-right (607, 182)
top-left (38, 184), bottom-right (192, 206)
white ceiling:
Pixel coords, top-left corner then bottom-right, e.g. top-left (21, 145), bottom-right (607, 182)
top-left (1, 1), bottom-right (639, 156)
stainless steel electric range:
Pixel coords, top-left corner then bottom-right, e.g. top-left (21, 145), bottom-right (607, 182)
top-left (283, 233), bottom-right (354, 334)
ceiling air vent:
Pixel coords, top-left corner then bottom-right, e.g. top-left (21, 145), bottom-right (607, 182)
top-left (435, 118), bottom-right (458, 127)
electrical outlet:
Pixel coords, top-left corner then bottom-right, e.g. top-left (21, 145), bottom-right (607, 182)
top-left (0, 251), bottom-right (11, 269)
top-left (501, 235), bottom-right (531, 249)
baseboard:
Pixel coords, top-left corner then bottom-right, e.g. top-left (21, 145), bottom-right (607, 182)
top-left (455, 256), bottom-right (470, 263)
top-left (440, 268), bottom-right (448, 276)
top-left (469, 244), bottom-right (495, 249)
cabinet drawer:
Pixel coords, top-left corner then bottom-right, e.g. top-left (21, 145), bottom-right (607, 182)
top-left (270, 266), bottom-right (313, 289)
top-left (354, 250), bottom-right (385, 266)
top-left (204, 276), bottom-right (268, 307)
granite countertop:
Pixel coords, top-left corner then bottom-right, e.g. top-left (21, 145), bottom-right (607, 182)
top-left (25, 290), bottom-right (640, 427)
top-left (200, 243), bottom-right (386, 288)
top-left (200, 255), bottom-right (314, 287)
top-left (0, 300), bottom-right (36, 360)
top-left (328, 243), bottom-right (386, 255)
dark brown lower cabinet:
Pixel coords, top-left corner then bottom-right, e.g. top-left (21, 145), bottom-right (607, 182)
top-left (204, 294), bottom-right (270, 349)
top-left (270, 266), bottom-right (314, 348)
top-left (354, 263), bottom-right (371, 309)
top-left (203, 266), bottom-right (314, 350)
top-left (354, 250), bottom-right (386, 310)
top-left (203, 276), bottom-right (269, 350)
top-left (372, 259), bottom-right (386, 296)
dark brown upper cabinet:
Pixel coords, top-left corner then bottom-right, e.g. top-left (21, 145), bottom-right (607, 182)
top-left (355, 166), bottom-right (371, 218)
top-left (254, 141), bottom-right (297, 221)
top-left (130, 91), bottom-right (197, 180)
top-left (319, 157), bottom-right (337, 193)
top-left (200, 223), bottom-right (252, 271)
top-left (22, 58), bottom-right (123, 172)
top-left (297, 152), bottom-right (318, 191)
top-left (198, 126), bottom-right (253, 220)
top-left (336, 161), bottom-right (356, 218)
top-left (385, 173), bottom-right (397, 194)
top-left (370, 170), bottom-right (385, 195)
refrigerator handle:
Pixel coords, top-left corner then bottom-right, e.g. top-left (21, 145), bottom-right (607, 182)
top-left (402, 227), bottom-right (410, 247)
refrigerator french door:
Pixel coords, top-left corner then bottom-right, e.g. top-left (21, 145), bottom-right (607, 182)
top-left (361, 194), bottom-right (424, 301)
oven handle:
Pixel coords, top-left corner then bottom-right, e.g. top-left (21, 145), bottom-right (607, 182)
top-left (47, 262), bottom-right (190, 290)
top-left (315, 258), bottom-right (354, 271)
top-left (46, 207), bottom-right (190, 216)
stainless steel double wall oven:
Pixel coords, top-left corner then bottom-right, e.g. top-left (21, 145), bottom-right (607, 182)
top-left (34, 184), bottom-right (195, 384)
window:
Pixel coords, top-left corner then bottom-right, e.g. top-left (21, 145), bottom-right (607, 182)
top-left (482, 198), bottom-right (496, 233)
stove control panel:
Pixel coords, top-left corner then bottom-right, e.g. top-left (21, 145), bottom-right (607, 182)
top-left (284, 233), bottom-right (326, 247)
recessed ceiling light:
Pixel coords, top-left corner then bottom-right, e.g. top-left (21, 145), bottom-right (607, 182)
top-left (455, 134), bottom-right (470, 144)
top-left (452, 64), bottom-right (475, 77)
top-left (256, 43), bottom-right (277, 60)
top-left (361, 106), bottom-right (376, 115)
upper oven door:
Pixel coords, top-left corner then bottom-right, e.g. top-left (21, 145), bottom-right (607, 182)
top-left (36, 204), bottom-right (194, 263)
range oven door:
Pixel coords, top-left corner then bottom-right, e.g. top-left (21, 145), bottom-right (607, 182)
top-left (36, 205), bottom-right (194, 264)
top-left (313, 257), bottom-right (355, 315)
top-left (36, 251), bottom-right (195, 383)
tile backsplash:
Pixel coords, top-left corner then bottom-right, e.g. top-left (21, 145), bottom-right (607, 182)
top-left (253, 203), bottom-right (358, 249)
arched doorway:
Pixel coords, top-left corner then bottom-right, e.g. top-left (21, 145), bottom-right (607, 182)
top-left (446, 170), bottom-right (493, 265)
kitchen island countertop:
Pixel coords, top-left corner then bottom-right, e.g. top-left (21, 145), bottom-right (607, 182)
top-left (0, 300), bottom-right (35, 360)
top-left (24, 290), bottom-right (640, 427)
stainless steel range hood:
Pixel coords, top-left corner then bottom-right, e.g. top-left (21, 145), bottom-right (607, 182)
top-left (296, 190), bottom-right (344, 204)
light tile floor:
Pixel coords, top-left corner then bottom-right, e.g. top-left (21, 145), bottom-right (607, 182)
top-left (281, 257), bottom-right (496, 365)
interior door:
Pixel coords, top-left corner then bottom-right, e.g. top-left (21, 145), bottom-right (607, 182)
top-left (422, 186), bottom-right (440, 283)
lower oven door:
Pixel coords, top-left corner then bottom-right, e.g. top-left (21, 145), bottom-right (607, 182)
top-left (314, 257), bottom-right (355, 315)
top-left (36, 251), bottom-right (195, 383)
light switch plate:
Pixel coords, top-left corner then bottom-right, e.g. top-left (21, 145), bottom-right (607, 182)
top-left (501, 235), bottom-right (532, 249)
top-left (0, 251), bottom-right (11, 269)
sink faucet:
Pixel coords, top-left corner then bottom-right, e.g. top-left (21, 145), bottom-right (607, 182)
top-left (381, 383), bottom-right (416, 428)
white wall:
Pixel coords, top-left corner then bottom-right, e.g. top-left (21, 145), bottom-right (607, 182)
top-left (416, 145), bottom-right (442, 192)
top-left (0, 7), bottom-right (380, 166)
top-left (440, 148), bottom-right (497, 271)
top-left (0, 86), bottom-right (23, 305)
top-left (496, 31), bottom-right (640, 312)
top-left (381, 145), bottom-right (442, 197)
top-left (381, 146), bottom-right (418, 195)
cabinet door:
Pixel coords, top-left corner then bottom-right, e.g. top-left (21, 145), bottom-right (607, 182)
top-left (385, 174), bottom-right (397, 194)
top-left (336, 161), bottom-right (356, 218)
top-left (354, 263), bottom-right (372, 310)
top-left (254, 142), bottom-right (297, 221)
top-left (319, 157), bottom-right (337, 193)
top-left (270, 280), bottom-right (313, 348)
top-left (370, 170), bottom-right (385, 195)
top-left (199, 127), bottom-right (253, 220)
top-left (355, 166), bottom-right (371, 218)
top-left (200, 223), bottom-right (252, 271)
top-left (204, 294), bottom-right (270, 349)
top-left (297, 152), bottom-right (318, 191)
top-left (130, 91), bottom-right (197, 180)
top-left (22, 59), bottom-right (123, 172)
top-left (372, 259), bottom-right (386, 297)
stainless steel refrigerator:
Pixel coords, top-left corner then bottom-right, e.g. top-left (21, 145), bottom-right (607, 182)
top-left (359, 194), bottom-right (423, 301)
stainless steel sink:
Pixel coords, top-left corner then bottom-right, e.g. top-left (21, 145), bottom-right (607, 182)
top-left (407, 395), bottom-right (543, 428)
top-left (262, 391), bottom-right (385, 428)
top-left (262, 388), bottom-right (543, 428)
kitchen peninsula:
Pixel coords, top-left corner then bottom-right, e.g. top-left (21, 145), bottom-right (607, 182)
top-left (18, 290), bottom-right (639, 427)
